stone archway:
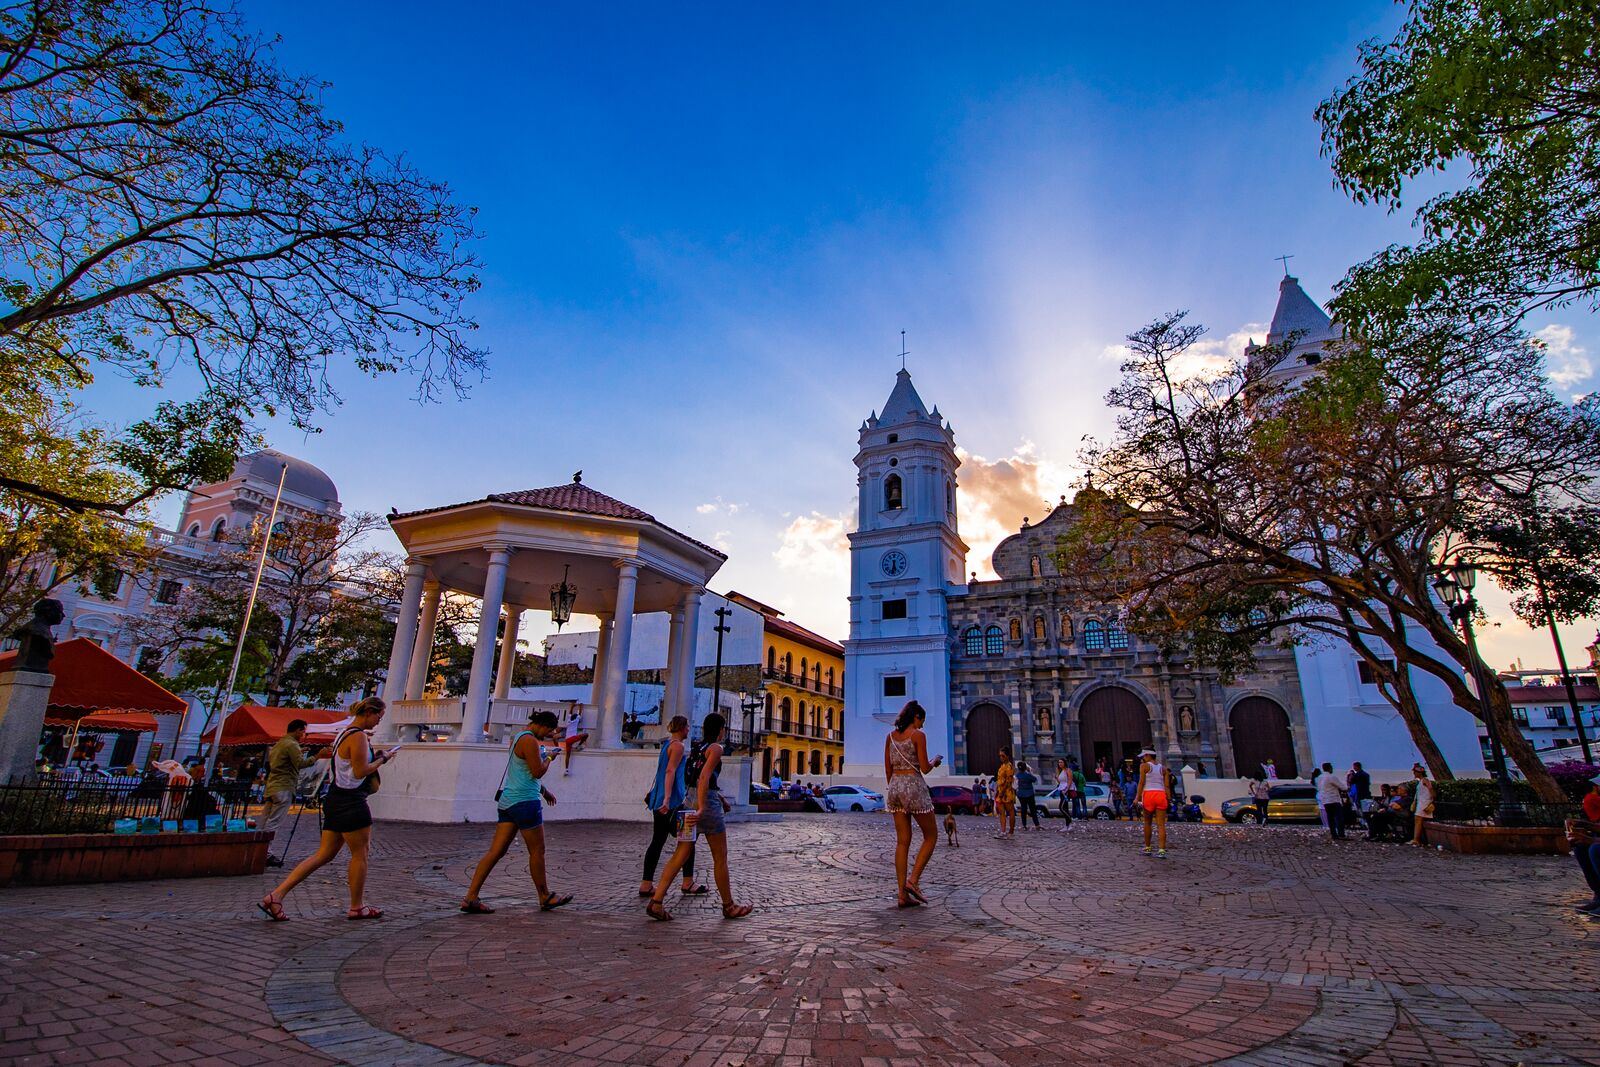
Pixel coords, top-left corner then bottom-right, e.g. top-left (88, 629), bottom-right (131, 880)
top-left (1078, 685), bottom-right (1152, 775)
top-left (1229, 696), bottom-right (1298, 778)
top-left (964, 703), bottom-right (1011, 776)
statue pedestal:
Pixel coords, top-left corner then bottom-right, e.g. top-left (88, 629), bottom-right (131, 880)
top-left (0, 669), bottom-right (53, 784)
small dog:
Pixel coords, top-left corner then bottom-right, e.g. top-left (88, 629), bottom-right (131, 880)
top-left (943, 811), bottom-right (959, 847)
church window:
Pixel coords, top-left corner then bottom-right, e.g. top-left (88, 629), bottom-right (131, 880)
top-left (1107, 622), bottom-right (1130, 650)
top-left (1030, 555), bottom-right (1042, 578)
top-left (1033, 615), bottom-right (1046, 641)
top-left (1060, 613), bottom-right (1073, 643)
top-left (884, 474), bottom-right (903, 510)
top-left (882, 675), bottom-right (907, 698)
top-left (269, 519), bottom-right (292, 561)
top-left (945, 481), bottom-right (954, 514)
top-left (984, 625), bottom-right (1003, 655)
top-left (1083, 619), bottom-right (1106, 651)
top-left (210, 518), bottom-right (227, 541)
top-left (1248, 608), bottom-right (1268, 627)
top-left (1009, 618), bottom-right (1022, 643)
top-left (887, 433), bottom-right (898, 443)
top-left (882, 598), bottom-right (907, 620)
top-left (963, 627), bottom-right (983, 656)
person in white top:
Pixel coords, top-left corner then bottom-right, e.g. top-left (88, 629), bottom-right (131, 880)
top-left (1054, 759), bottom-right (1074, 832)
top-left (1315, 761), bottom-right (1349, 840)
top-left (1409, 763), bottom-right (1436, 847)
top-left (1135, 750), bottom-right (1170, 858)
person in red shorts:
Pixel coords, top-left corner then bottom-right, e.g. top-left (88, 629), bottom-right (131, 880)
top-left (1135, 749), bottom-right (1170, 858)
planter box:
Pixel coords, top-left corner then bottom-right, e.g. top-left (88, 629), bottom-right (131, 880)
top-left (1427, 821), bottom-right (1570, 856)
top-left (0, 830), bottom-right (272, 887)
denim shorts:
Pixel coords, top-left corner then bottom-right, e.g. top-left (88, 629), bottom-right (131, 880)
top-left (498, 798), bottom-right (544, 830)
top-left (696, 794), bottom-right (727, 835)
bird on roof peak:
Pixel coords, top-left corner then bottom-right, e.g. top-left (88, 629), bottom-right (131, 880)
top-left (573, 470), bottom-right (583, 484)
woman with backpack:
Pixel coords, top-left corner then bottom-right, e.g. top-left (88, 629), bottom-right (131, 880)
top-left (638, 715), bottom-right (708, 899)
top-left (258, 697), bottom-right (398, 921)
top-left (645, 713), bottom-right (752, 921)
top-left (458, 709), bottom-right (572, 914)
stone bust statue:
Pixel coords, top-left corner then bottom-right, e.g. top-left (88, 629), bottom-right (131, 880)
top-left (10, 598), bottom-right (65, 672)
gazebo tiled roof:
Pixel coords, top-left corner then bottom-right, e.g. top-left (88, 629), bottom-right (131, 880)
top-left (394, 480), bottom-right (726, 559)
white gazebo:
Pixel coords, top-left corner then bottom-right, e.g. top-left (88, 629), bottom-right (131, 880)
top-left (367, 476), bottom-right (727, 823)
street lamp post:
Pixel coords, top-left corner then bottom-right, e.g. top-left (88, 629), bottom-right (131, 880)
top-left (1432, 558), bottom-right (1524, 823)
top-left (738, 688), bottom-right (765, 758)
top-left (709, 606), bottom-right (731, 742)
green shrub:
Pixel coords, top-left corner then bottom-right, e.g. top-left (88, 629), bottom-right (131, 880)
top-left (1435, 778), bottom-right (1539, 820)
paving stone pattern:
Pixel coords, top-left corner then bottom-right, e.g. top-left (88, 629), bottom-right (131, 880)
top-left (1, 815), bottom-right (1596, 1066)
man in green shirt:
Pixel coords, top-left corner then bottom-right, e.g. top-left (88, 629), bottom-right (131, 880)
top-left (1071, 766), bottom-right (1088, 819)
top-left (262, 720), bottom-right (327, 867)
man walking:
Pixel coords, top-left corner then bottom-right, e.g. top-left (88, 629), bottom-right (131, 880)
top-left (1316, 761), bottom-right (1348, 840)
top-left (1016, 761), bottom-right (1040, 829)
top-left (261, 719), bottom-right (326, 867)
top-left (1071, 763), bottom-right (1089, 819)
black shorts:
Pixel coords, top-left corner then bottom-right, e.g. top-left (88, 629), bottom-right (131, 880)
top-left (321, 787), bottom-right (373, 834)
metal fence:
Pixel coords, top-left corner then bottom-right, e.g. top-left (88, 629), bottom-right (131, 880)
top-left (0, 777), bottom-right (255, 835)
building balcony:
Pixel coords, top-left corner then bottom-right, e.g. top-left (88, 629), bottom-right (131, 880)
top-left (761, 667), bottom-right (842, 698)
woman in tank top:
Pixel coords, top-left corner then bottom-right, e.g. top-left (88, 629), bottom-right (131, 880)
top-left (884, 700), bottom-right (942, 908)
top-left (639, 715), bottom-right (707, 898)
top-left (1135, 749), bottom-right (1170, 858)
top-left (646, 713), bottom-right (752, 921)
top-left (1054, 758), bottom-right (1074, 832)
top-left (458, 709), bottom-right (572, 913)
top-left (259, 697), bottom-right (397, 921)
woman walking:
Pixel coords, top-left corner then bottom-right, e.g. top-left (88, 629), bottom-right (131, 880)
top-left (1136, 749), bottom-right (1169, 858)
top-left (883, 700), bottom-right (942, 908)
top-left (646, 714), bottom-right (751, 921)
top-left (639, 715), bottom-right (708, 898)
top-left (258, 697), bottom-right (397, 921)
top-left (458, 710), bottom-right (573, 914)
top-left (1054, 758), bottom-right (1074, 832)
top-left (993, 747), bottom-right (1016, 837)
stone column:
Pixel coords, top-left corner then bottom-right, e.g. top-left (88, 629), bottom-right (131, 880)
top-left (462, 545), bottom-right (512, 740)
top-left (377, 557), bottom-right (429, 742)
top-left (494, 607), bottom-right (523, 700)
top-left (662, 607), bottom-right (685, 721)
top-left (674, 588), bottom-right (703, 727)
top-left (597, 561), bottom-right (639, 748)
top-left (0, 669), bottom-right (54, 783)
top-left (590, 613), bottom-right (613, 710)
top-left (404, 580), bottom-right (442, 700)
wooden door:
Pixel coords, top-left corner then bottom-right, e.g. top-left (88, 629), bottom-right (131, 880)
top-left (964, 703), bottom-right (1012, 775)
top-left (1229, 697), bottom-right (1298, 778)
top-left (1078, 686), bottom-right (1151, 773)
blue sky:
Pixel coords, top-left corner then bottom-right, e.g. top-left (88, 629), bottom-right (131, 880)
top-left (132, 2), bottom-right (1595, 666)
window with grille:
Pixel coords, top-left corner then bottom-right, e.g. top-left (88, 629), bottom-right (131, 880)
top-left (1083, 619), bottom-right (1106, 650)
top-left (984, 626), bottom-right (1003, 655)
top-left (155, 579), bottom-right (182, 605)
top-left (963, 627), bottom-right (983, 656)
top-left (1107, 623), bottom-right (1129, 650)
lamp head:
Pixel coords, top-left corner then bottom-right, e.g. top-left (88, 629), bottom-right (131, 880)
top-left (1432, 571), bottom-right (1461, 607)
top-left (1446, 558), bottom-right (1477, 593)
top-left (549, 564), bottom-right (577, 630)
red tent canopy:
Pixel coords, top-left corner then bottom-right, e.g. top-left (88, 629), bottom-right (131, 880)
top-left (201, 704), bottom-right (346, 748)
top-left (43, 710), bottom-right (161, 733)
top-left (0, 638), bottom-right (186, 718)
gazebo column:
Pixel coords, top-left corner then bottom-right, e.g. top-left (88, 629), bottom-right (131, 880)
top-left (662, 607), bottom-right (685, 721)
top-left (404, 580), bottom-right (442, 701)
top-left (494, 607), bottom-right (523, 700)
top-left (377, 557), bottom-right (428, 743)
top-left (673, 588), bottom-right (703, 727)
top-left (597, 561), bottom-right (639, 748)
top-left (590, 613), bottom-right (613, 714)
top-left (463, 545), bottom-right (512, 741)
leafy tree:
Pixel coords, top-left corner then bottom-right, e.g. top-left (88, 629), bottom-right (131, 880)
top-left (134, 511), bottom-right (395, 724)
top-left (1062, 310), bottom-right (1600, 803)
top-left (1317, 0), bottom-right (1600, 335)
top-left (0, 0), bottom-right (484, 514)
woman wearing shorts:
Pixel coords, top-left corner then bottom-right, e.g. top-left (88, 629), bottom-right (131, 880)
top-left (258, 697), bottom-right (396, 921)
top-left (883, 700), bottom-right (942, 908)
top-left (458, 710), bottom-right (572, 914)
top-left (1136, 749), bottom-right (1170, 858)
top-left (639, 715), bottom-right (707, 898)
top-left (646, 713), bottom-right (751, 921)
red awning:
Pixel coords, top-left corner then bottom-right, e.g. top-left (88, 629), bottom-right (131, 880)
top-left (201, 704), bottom-right (347, 748)
top-left (0, 638), bottom-right (186, 716)
top-left (43, 710), bottom-right (161, 733)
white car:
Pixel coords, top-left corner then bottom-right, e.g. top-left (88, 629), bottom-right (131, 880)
top-left (823, 784), bottom-right (885, 812)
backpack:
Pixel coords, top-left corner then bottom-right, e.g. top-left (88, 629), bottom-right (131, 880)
top-left (684, 740), bottom-right (708, 789)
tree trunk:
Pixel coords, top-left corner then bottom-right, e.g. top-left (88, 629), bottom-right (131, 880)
top-left (1481, 674), bottom-right (1565, 803)
top-left (1387, 662), bottom-right (1454, 780)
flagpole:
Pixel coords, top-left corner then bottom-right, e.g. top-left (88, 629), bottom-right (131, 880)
top-left (200, 462), bottom-right (288, 782)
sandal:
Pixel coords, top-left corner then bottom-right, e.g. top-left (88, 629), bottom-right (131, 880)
top-left (539, 892), bottom-right (573, 912)
top-left (897, 893), bottom-right (922, 909)
top-left (257, 892), bottom-right (288, 922)
top-left (638, 885), bottom-right (654, 897)
top-left (681, 883), bottom-right (710, 896)
top-left (905, 883), bottom-right (927, 904)
top-left (721, 903), bottom-right (753, 920)
top-left (346, 905), bottom-right (384, 921)
top-left (645, 899), bottom-right (673, 922)
top-left (459, 899), bottom-right (495, 914)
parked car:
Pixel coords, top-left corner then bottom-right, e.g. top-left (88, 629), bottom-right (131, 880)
top-left (1037, 782), bottom-right (1116, 819)
top-left (751, 785), bottom-right (829, 814)
top-left (929, 785), bottom-right (976, 815)
top-left (1221, 783), bottom-right (1321, 823)
top-left (823, 784), bottom-right (884, 812)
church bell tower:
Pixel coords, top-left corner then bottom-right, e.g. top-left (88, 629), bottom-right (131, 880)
top-left (841, 369), bottom-right (967, 773)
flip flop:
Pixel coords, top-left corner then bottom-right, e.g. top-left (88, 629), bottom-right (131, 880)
top-left (540, 892), bottom-right (573, 912)
top-left (346, 905), bottom-right (384, 920)
top-left (681, 884), bottom-right (710, 895)
top-left (459, 899), bottom-right (495, 914)
top-left (257, 893), bottom-right (288, 922)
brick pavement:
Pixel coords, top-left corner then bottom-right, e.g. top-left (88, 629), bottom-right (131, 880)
top-left (0, 815), bottom-right (1596, 1066)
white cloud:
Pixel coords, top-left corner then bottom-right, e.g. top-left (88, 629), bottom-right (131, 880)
top-left (773, 511), bottom-right (851, 577)
top-left (1536, 324), bottom-right (1592, 390)
top-left (1099, 322), bottom-right (1265, 383)
top-left (696, 497), bottom-right (741, 516)
top-left (957, 442), bottom-right (1075, 579)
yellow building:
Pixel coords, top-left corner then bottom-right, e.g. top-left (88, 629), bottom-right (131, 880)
top-left (727, 593), bottom-right (844, 783)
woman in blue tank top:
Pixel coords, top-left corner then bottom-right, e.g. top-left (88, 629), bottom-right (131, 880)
top-left (639, 715), bottom-right (707, 897)
top-left (645, 713), bottom-right (752, 921)
top-left (459, 710), bottom-right (573, 913)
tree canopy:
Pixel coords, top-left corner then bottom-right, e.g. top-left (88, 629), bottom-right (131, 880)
top-left (0, 0), bottom-right (484, 513)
